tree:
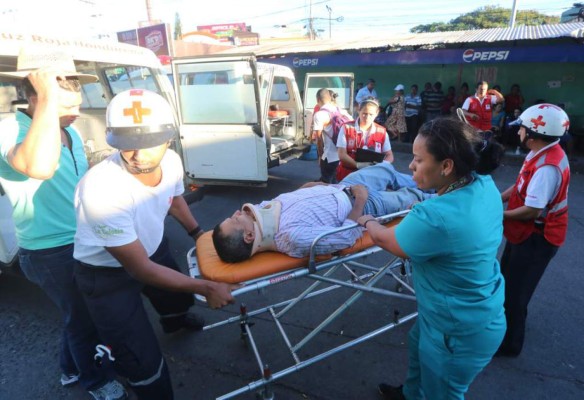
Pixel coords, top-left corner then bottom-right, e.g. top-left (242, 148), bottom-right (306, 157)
top-left (410, 6), bottom-right (560, 33)
top-left (174, 12), bottom-right (182, 40)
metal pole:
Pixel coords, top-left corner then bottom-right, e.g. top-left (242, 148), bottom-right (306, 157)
top-left (326, 5), bottom-right (332, 39)
top-left (509, 0), bottom-right (519, 28)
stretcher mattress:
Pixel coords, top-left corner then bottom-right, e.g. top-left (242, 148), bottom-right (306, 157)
top-left (196, 218), bottom-right (402, 284)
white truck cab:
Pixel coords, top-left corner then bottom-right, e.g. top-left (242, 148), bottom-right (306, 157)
top-left (0, 33), bottom-right (353, 270)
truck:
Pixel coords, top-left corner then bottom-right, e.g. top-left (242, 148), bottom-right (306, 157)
top-left (0, 31), bottom-right (354, 271)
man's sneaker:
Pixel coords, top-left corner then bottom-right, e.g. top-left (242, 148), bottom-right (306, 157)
top-left (60, 373), bottom-right (80, 387)
top-left (161, 312), bottom-right (205, 333)
top-left (378, 383), bottom-right (405, 400)
top-left (89, 380), bottom-right (128, 400)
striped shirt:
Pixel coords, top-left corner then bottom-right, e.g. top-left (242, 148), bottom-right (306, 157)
top-left (260, 184), bottom-right (362, 258)
top-left (404, 94), bottom-right (422, 117)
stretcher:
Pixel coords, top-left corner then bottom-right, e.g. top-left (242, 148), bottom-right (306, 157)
top-left (187, 210), bottom-right (418, 399)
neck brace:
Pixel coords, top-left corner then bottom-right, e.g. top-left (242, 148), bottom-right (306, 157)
top-left (242, 201), bottom-right (281, 254)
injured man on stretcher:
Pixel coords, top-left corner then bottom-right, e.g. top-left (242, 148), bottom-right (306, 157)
top-left (212, 162), bottom-right (435, 262)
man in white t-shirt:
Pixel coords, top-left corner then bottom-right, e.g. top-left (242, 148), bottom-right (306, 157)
top-left (73, 90), bottom-right (238, 400)
top-left (312, 88), bottom-right (342, 183)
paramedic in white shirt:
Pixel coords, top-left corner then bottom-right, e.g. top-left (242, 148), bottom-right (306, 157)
top-left (73, 89), bottom-right (238, 400)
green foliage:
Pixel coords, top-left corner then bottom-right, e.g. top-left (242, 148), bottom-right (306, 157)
top-left (174, 12), bottom-right (182, 40)
top-left (410, 6), bottom-right (561, 33)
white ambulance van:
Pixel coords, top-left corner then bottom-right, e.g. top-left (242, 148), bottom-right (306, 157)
top-left (0, 31), bottom-right (353, 270)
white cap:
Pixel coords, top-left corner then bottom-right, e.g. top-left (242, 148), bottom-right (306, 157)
top-left (394, 84), bottom-right (405, 91)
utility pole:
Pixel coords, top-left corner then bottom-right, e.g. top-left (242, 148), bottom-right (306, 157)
top-left (326, 5), bottom-right (332, 39)
top-left (309, 0), bottom-right (314, 40)
top-left (509, 0), bottom-right (519, 28)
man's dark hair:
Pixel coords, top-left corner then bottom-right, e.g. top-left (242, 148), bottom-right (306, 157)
top-left (476, 80), bottom-right (488, 88)
top-left (418, 117), bottom-right (504, 176)
top-left (316, 87), bottom-right (332, 103)
top-left (367, 78), bottom-right (375, 84)
top-left (411, 84), bottom-right (418, 90)
top-left (434, 81), bottom-right (442, 90)
top-left (212, 223), bottom-right (253, 263)
top-left (22, 77), bottom-right (81, 98)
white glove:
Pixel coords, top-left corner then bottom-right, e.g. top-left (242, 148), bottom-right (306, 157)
top-left (356, 162), bottom-right (375, 170)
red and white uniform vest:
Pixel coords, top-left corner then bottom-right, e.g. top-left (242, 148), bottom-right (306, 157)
top-left (467, 96), bottom-right (493, 131)
top-left (504, 143), bottom-right (570, 246)
top-left (336, 123), bottom-right (387, 181)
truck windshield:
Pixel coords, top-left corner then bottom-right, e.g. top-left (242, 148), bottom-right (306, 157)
top-left (175, 61), bottom-right (258, 125)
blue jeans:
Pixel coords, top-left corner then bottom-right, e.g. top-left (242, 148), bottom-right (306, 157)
top-left (19, 244), bottom-right (111, 390)
top-left (340, 162), bottom-right (435, 216)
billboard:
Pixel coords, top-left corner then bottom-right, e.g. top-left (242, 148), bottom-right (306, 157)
top-left (197, 22), bottom-right (247, 42)
top-left (137, 23), bottom-right (171, 56)
top-left (117, 29), bottom-right (138, 46)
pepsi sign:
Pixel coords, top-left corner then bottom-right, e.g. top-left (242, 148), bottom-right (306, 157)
top-left (463, 49), bottom-right (510, 63)
top-left (292, 57), bottom-right (319, 67)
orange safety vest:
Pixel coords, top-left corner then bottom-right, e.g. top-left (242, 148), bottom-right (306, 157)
top-left (466, 96), bottom-right (493, 131)
top-left (336, 123), bottom-right (387, 182)
top-left (504, 144), bottom-right (570, 246)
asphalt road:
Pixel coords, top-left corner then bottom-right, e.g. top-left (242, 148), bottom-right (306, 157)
top-left (1, 150), bottom-right (583, 400)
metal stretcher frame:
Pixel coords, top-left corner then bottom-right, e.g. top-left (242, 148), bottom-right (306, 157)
top-left (187, 210), bottom-right (418, 399)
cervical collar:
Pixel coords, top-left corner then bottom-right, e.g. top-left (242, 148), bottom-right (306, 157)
top-left (242, 201), bottom-right (282, 254)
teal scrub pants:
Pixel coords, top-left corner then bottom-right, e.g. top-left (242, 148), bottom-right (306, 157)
top-left (403, 311), bottom-right (506, 400)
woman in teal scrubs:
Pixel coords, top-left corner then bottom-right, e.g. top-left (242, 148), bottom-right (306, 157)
top-left (358, 118), bottom-right (506, 400)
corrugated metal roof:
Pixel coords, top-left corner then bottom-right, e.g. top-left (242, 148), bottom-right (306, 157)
top-left (218, 23), bottom-right (584, 56)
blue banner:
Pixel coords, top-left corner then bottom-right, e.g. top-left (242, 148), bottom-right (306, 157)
top-left (259, 44), bottom-right (584, 69)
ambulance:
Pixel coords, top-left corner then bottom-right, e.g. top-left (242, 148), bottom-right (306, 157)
top-left (0, 31), bottom-right (354, 270)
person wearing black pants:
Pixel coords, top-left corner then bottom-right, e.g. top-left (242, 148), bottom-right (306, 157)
top-left (73, 89), bottom-right (238, 399)
top-left (499, 104), bottom-right (570, 357)
top-left (498, 233), bottom-right (558, 355)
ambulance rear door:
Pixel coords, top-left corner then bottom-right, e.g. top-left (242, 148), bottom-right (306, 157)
top-left (172, 54), bottom-right (273, 186)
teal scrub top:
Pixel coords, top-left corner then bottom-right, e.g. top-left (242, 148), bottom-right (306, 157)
top-left (395, 173), bottom-right (505, 335)
top-left (0, 111), bottom-right (88, 250)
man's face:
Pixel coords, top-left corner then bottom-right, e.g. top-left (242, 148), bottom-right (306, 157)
top-left (120, 142), bottom-right (169, 174)
top-left (367, 82), bottom-right (375, 90)
top-left (219, 209), bottom-right (255, 244)
top-left (31, 87), bottom-right (82, 128)
top-left (477, 84), bottom-right (488, 97)
top-left (411, 86), bottom-right (418, 95)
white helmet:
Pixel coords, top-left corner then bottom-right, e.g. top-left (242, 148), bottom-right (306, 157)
top-left (106, 89), bottom-right (176, 150)
top-left (515, 103), bottom-right (570, 138)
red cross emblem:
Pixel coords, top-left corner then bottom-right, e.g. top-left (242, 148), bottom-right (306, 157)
top-left (531, 115), bottom-right (546, 129)
top-left (562, 119), bottom-right (570, 129)
top-left (123, 101), bottom-right (151, 124)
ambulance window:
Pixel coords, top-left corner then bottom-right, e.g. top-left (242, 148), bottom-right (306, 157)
top-left (270, 77), bottom-right (289, 101)
top-left (81, 82), bottom-right (106, 108)
top-left (108, 67), bottom-right (159, 95)
top-left (176, 61), bottom-right (257, 124)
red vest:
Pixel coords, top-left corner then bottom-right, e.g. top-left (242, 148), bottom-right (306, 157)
top-left (467, 96), bottom-right (493, 131)
top-left (504, 144), bottom-right (570, 246)
top-left (336, 123), bottom-right (387, 181)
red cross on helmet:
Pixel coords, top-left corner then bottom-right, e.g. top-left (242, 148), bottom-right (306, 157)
top-left (515, 103), bottom-right (570, 138)
top-left (106, 89), bottom-right (176, 150)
